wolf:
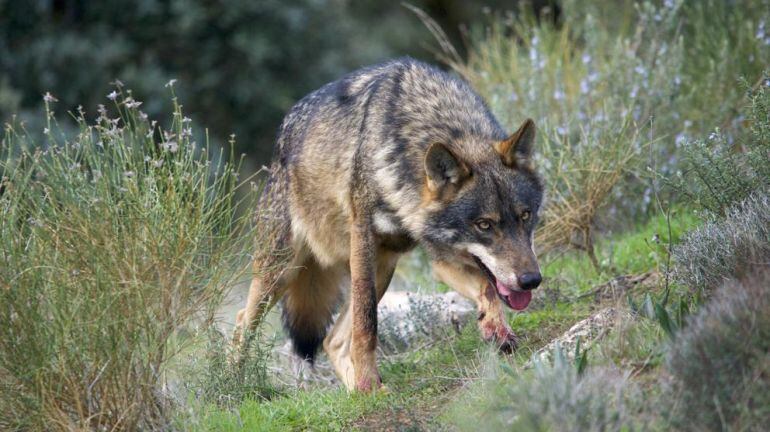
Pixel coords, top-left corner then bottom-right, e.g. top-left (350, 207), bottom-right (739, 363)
top-left (233, 57), bottom-right (544, 391)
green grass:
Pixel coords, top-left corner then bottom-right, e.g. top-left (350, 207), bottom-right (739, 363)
top-left (198, 325), bottom-right (487, 431)
top-left (542, 208), bottom-right (700, 295)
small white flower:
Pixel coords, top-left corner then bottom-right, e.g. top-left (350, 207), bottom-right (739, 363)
top-left (182, 116), bottom-right (192, 123)
top-left (165, 79), bottom-right (177, 88)
top-left (124, 170), bottom-right (135, 178)
top-left (163, 141), bottom-right (179, 153)
top-left (107, 91), bottom-right (118, 101)
top-left (153, 159), bottom-right (164, 168)
top-left (125, 99), bottom-right (143, 109)
top-left (43, 92), bottom-right (58, 103)
top-left (139, 111), bottom-right (148, 120)
top-left (144, 156), bottom-right (151, 162)
top-left (580, 79), bottom-right (590, 94)
top-left (43, 128), bottom-right (50, 135)
top-left (581, 53), bottom-right (591, 64)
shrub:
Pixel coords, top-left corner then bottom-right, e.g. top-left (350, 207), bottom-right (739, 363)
top-left (0, 88), bottom-right (263, 430)
top-left (673, 75), bottom-right (770, 215)
top-left (673, 194), bottom-right (770, 295)
top-left (448, 352), bottom-right (638, 432)
top-left (665, 270), bottom-right (770, 431)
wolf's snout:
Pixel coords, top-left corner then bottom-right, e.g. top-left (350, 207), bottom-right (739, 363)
top-left (518, 272), bottom-right (542, 290)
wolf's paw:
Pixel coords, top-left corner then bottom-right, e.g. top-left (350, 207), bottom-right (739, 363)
top-left (480, 320), bottom-right (519, 353)
top-left (354, 369), bottom-right (383, 393)
top-left (496, 330), bottom-right (520, 354)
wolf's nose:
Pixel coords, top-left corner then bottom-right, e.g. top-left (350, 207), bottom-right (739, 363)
top-left (518, 272), bottom-right (542, 290)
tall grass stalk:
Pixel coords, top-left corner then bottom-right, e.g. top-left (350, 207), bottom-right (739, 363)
top-left (0, 86), bottom-right (262, 430)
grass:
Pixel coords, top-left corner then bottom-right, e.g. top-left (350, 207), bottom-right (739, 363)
top-left (541, 207), bottom-right (700, 295)
top-left (197, 324), bottom-right (487, 431)
top-left (0, 87), bottom-right (263, 430)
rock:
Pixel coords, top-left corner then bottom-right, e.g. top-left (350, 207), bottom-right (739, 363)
top-left (527, 307), bottom-right (627, 367)
top-left (271, 291), bottom-right (476, 386)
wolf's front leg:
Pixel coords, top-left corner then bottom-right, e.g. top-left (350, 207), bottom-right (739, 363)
top-left (348, 216), bottom-right (381, 392)
top-left (432, 260), bottom-right (519, 352)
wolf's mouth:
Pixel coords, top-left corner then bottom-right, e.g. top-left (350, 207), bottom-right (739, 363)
top-left (472, 256), bottom-right (532, 311)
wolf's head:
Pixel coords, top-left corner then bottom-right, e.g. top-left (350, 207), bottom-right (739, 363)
top-left (420, 119), bottom-right (544, 311)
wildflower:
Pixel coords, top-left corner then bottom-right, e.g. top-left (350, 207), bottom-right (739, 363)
top-left (629, 85), bottom-right (639, 99)
top-left (182, 116), bottom-right (192, 123)
top-left (139, 111), bottom-right (148, 121)
top-left (580, 79), bottom-right (590, 95)
top-left (708, 132), bottom-right (718, 141)
top-left (69, 162), bottom-right (81, 171)
top-left (581, 53), bottom-right (591, 64)
top-left (43, 92), bottom-right (58, 103)
top-left (553, 89), bottom-right (565, 101)
top-left (144, 156), bottom-right (151, 162)
top-left (163, 140), bottom-right (179, 153)
top-left (153, 159), bottom-right (164, 168)
top-left (107, 90), bottom-right (118, 101)
top-left (124, 170), bottom-right (135, 178)
top-left (124, 98), bottom-right (143, 109)
top-left (43, 128), bottom-right (50, 135)
top-left (675, 133), bottom-right (687, 147)
top-left (165, 79), bottom-right (177, 88)
top-left (27, 217), bottom-right (44, 228)
top-left (181, 127), bottom-right (193, 138)
top-left (111, 79), bottom-right (124, 88)
top-left (556, 126), bottom-right (567, 135)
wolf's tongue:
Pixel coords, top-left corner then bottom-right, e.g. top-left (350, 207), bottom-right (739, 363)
top-left (495, 281), bottom-right (532, 310)
top-left (507, 290), bottom-right (532, 310)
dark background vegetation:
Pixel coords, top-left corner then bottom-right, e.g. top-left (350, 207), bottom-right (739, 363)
top-left (0, 0), bottom-right (557, 165)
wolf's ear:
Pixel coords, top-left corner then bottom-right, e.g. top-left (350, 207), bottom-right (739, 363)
top-left (495, 118), bottom-right (536, 168)
top-left (424, 143), bottom-right (469, 193)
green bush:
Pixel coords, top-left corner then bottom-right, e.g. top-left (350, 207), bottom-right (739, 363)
top-left (448, 352), bottom-right (638, 432)
top-left (673, 194), bottom-right (770, 295)
top-left (665, 270), bottom-right (770, 431)
top-left (673, 76), bottom-right (770, 215)
top-left (0, 88), bottom-right (262, 430)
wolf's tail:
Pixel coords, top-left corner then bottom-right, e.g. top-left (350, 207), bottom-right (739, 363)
top-left (281, 260), bottom-right (342, 363)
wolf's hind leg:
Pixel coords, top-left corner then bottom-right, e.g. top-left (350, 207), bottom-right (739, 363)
top-left (432, 260), bottom-right (519, 352)
top-left (281, 257), bottom-right (346, 362)
top-left (324, 250), bottom-right (398, 390)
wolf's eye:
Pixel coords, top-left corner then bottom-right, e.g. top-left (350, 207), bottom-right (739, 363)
top-left (475, 219), bottom-right (492, 231)
top-left (521, 211), bottom-right (531, 221)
